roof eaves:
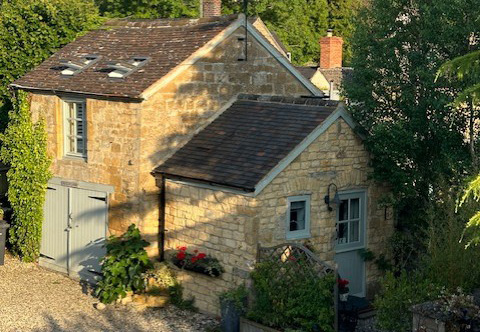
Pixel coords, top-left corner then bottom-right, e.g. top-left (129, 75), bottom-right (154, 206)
top-left (154, 171), bottom-right (256, 194)
top-left (10, 83), bottom-right (145, 102)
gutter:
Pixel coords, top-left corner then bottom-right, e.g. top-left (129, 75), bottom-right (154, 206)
top-left (153, 171), bottom-right (255, 193)
top-left (158, 175), bottom-right (166, 262)
top-left (10, 84), bottom-right (145, 103)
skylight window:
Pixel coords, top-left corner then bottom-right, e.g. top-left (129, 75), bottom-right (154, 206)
top-left (60, 55), bottom-right (100, 76)
top-left (107, 57), bottom-right (149, 79)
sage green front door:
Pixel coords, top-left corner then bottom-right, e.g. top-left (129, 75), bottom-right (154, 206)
top-left (334, 191), bottom-right (367, 297)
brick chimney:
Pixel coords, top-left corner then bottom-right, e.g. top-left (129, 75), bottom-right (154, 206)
top-left (319, 29), bottom-right (344, 69)
top-left (202, 0), bottom-right (222, 17)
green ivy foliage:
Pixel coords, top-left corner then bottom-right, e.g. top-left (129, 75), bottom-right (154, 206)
top-left (0, 91), bottom-right (51, 262)
top-left (248, 261), bottom-right (335, 332)
top-left (0, 0), bottom-right (101, 103)
top-left (96, 224), bottom-right (153, 304)
top-left (344, 0), bottom-right (480, 230)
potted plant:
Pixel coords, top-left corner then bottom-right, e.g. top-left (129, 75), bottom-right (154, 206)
top-left (338, 278), bottom-right (350, 302)
top-left (171, 246), bottom-right (224, 277)
top-left (219, 285), bottom-right (248, 332)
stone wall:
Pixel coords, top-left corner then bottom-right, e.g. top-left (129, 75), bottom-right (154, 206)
top-left (164, 118), bottom-right (394, 314)
top-left (29, 94), bottom-right (143, 237)
top-left (164, 181), bottom-right (258, 314)
top-left (138, 26), bottom-right (312, 255)
top-left (29, 24), bottom-right (312, 256)
top-left (255, 118), bottom-right (394, 292)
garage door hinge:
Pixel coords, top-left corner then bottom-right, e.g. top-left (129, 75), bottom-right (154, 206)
top-left (88, 196), bottom-right (107, 202)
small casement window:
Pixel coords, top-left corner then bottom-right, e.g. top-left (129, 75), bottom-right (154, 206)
top-left (63, 100), bottom-right (87, 158)
top-left (286, 195), bottom-right (311, 239)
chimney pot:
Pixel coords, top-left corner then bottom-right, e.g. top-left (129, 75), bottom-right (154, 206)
top-left (320, 29), bottom-right (343, 69)
top-left (202, 0), bottom-right (222, 18)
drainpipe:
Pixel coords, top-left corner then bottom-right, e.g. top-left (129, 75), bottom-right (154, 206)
top-left (158, 175), bottom-right (166, 262)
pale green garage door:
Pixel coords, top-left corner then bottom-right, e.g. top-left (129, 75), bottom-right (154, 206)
top-left (40, 181), bottom-right (109, 283)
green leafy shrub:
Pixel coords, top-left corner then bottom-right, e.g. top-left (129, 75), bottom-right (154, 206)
top-left (248, 261), bottom-right (335, 332)
top-left (0, 91), bottom-right (51, 262)
top-left (96, 224), bottom-right (152, 304)
top-left (374, 271), bottom-right (441, 332)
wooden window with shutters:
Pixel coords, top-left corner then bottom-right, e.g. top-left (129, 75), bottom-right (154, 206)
top-left (63, 99), bottom-right (87, 158)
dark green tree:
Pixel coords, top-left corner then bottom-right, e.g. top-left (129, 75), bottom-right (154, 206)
top-left (0, 0), bottom-right (101, 105)
top-left (0, 91), bottom-right (51, 262)
top-left (223, 0), bottom-right (329, 65)
top-left (327, 0), bottom-right (366, 65)
top-left (344, 0), bottom-right (480, 229)
top-left (95, 0), bottom-right (200, 18)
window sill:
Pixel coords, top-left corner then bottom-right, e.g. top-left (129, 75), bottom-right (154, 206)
top-left (286, 232), bottom-right (311, 241)
top-left (62, 155), bottom-right (88, 163)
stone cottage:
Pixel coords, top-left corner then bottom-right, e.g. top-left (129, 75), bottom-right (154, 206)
top-left (154, 94), bottom-right (394, 314)
top-left (11, 1), bottom-right (320, 281)
top-left (11, 0), bottom-right (393, 315)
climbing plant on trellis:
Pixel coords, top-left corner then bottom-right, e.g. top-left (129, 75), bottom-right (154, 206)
top-left (248, 243), bottom-right (338, 332)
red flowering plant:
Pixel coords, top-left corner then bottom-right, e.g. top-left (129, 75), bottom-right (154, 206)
top-left (338, 278), bottom-right (350, 294)
top-left (172, 246), bottom-right (224, 277)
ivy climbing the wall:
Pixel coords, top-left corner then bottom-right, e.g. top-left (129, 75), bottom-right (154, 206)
top-left (0, 91), bottom-right (51, 262)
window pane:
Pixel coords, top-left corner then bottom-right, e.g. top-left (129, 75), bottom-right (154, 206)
top-left (76, 138), bottom-right (84, 154)
top-left (68, 136), bottom-right (75, 152)
top-left (350, 198), bottom-right (360, 219)
top-left (67, 103), bottom-right (75, 119)
top-left (350, 220), bottom-right (359, 242)
top-left (337, 222), bottom-right (348, 244)
top-left (338, 199), bottom-right (348, 221)
top-left (290, 201), bottom-right (306, 231)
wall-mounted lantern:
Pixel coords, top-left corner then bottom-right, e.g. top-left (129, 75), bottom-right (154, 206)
top-left (324, 183), bottom-right (341, 211)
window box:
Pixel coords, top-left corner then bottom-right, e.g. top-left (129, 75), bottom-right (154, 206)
top-left (171, 246), bottom-right (224, 277)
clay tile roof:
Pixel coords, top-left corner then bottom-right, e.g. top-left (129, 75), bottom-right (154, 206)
top-left (12, 15), bottom-right (238, 99)
top-left (154, 94), bottom-right (339, 191)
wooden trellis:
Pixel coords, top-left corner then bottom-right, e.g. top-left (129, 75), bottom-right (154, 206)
top-left (257, 243), bottom-right (339, 331)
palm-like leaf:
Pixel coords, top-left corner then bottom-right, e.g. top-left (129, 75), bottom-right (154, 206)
top-left (437, 50), bottom-right (480, 105)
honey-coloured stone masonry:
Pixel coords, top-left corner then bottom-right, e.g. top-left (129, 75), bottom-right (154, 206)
top-left (164, 118), bottom-right (394, 314)
top-left (29, 25), bottom-right (312, 257)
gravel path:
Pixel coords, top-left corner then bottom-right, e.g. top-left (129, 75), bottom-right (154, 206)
top-left (0, 253), bottom-right (219, 332)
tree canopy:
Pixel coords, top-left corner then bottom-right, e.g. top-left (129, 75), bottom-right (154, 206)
top-left (0, 0), bottom-right (101, 104)
top-left (95, 0), bottom-right (363, 66)
top-left (223, 0), bottom-right (329, 65)
top-left (94, 0), bottom-right (199, 18)
top-left (344, 0), bottom-right (480, 229)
